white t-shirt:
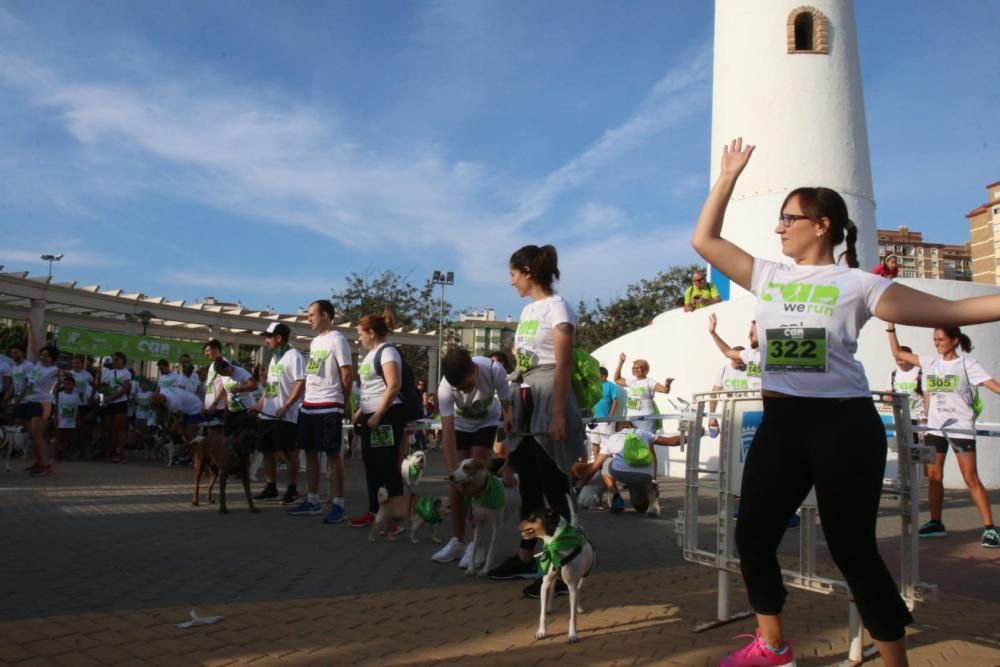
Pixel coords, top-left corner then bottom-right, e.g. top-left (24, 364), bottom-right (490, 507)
top-left (128, 381), bottom-right (140, 416)
top-left (57, 390), bottom-right (86, 429)
top-left (26, 364), bottom-right (59, 403)
top-left (437, 356), bottom-right (512, 432)
top-left (625, 378), bottom-right (658, 418)
top-left (221, 366), bottom-right (255, 412)
top-left (715, 363), bottom-right (751, 392)
top-left (101, 368), bottom-right (132, 404)
top-left (70, 369), bottom-right (94, 394)
top-left (203, 357), bottom-right (227, 410)
top-left (751, 258), bottom-right (892, 398)
top-left (263, 346), bottom-right (306, 422)
top-left (601, 428), bottom-right (656, 476)
top-left (11, 361), bottom-right (30, 395)
top-left (513, 295), bottom-right (575, 371)
top-left (181, 372), bottom-right (202, 396)
top-left (889, 366), bottom-right (925, 419)
top-left (358, 343), bottom-right (403, 414)
top-left (135, 390), bottom-right (153, 421)
top-left (920, 355), bottom-right (991, 437)
top-left (157, 371), bottom-right (185, 392)
top-left (303, 331), bottom-right (353, 413)
top-left (160, 387), bottom-right (203, 416)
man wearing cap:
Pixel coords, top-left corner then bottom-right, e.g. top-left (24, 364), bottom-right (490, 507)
top-left (287, 299), bottom-right (353, 521)
top-left (252, 323), bottom-right (305, 504)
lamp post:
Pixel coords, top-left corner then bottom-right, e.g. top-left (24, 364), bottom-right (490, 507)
top-left (40, 253), bottom-right (63, 281)
top-left (430, 270), bottom-right (454, 387)
top-left (137, 310), bottom-right (153, 336)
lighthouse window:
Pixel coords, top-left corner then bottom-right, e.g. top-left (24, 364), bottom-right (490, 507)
top-left (794, 13), bottom-right (813, 51)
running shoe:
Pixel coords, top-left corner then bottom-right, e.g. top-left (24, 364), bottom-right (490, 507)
top-left (522, 578), bottom-right (569, 599)
top-left (348, 511), bottom-right (375, 528)
top-left (253, 485), bottom-right (279, 501)
top-left (323, 504), bottom-right (346, 524)
top-left (720, 629), bottom-right (796, 667)
top-left (387, 521), bottom-right (404, 538)
top-left (610, 495), bottom-right (625, 513)
top-left (982, 527), bottom-right (1000, 549)
top-left (29, 464), bottom-right (53, 478)
top-left (487, 555), bottom-right (538, 580)
top-left (280, 487), bottom-right (300, 506)
top-left (286, 500), bottom-right (323, 516)
top-left (23, 462), bottom-right (41, 472)
top-left (786, 512), bottom-right (801, 530)
top-left (458, 542), bottom-right (476, 569)
top-left (918, 519), bottom-right (946, 538)
top-left (431, 537), bottom-right (466, 563)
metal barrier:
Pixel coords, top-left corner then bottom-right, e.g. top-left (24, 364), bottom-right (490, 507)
top-left (677, 390), bottom-right (938, 665)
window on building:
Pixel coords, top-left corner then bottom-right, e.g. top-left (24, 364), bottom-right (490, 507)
top-left (931, 248), bottom-right (939, 257)
top-left (787, 7), bottom-right (829, 54)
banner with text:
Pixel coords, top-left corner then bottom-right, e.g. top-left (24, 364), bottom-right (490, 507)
top-left (56, 326), bottom-right (206, 363)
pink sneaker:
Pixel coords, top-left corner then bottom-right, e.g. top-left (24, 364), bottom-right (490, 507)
top-left (720, 629), bottom-right (796, 667)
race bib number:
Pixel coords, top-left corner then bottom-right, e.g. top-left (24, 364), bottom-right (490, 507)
top-left (264, 384), bottom-right (279, 398)
top-left (745, 361), bottom-right (762, 377)
top-left (371, 425), bottom-right (395, 447)
top-left (60, 404), bottom-right (76, 419)
top-left (765, 327), bottom-right (827, 373)
top-left (926, 374), bottom-right (959, 393)
top-left (306, 351), bottom-right (329, 375)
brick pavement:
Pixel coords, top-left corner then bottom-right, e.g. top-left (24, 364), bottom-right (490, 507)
top-left (2, 449), bottom-right (998, 666)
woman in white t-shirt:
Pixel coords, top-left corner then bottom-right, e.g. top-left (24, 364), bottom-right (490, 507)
top-left (613, 353), bottom-right (673, 431)
top-left (23, 320), bottom-right (60, 477)
top-left (485, 244), bottom-right (586, 589)
top-left (889, 327), bottom-right (1000, 547)
top-left (350, 309), bottom-right (407, 528)
top-left (690, 138), bottom-right (1000, 666)
top-left (101, 352), bottom-right (132, 463)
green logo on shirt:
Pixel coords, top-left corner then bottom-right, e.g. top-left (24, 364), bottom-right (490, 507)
top-left (761, 282), bottom-right (840, 317)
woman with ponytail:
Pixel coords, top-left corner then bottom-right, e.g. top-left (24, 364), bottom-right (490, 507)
top-left (349, 309), bottom-right (407, 530)
top-left (693, 138), bottom-right (1000, 667)
top-left (888, 326), bottom-right (1000, 548)
top-left (485, 244), bottom-right (586, 595)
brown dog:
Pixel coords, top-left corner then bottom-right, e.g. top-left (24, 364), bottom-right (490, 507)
top-left (191, 432), bottom-right (259, 514)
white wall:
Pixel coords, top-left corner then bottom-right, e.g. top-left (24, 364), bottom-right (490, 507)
top-left (593, 278), bottom-right (1000, 490)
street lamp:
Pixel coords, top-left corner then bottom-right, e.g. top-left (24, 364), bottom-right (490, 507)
top-left (430, 270), bottom-right (454, 387)
top-left (40, 254), bottom-right (63, 281)
top-left (137, 310), bottom-right (153, 336)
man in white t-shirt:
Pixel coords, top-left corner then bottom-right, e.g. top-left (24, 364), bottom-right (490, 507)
top-left (289, 300), bottom-right (353, 521)
top-left (179, 353), bottom-right (203, 399)
top-left (156, 359), bottom-right (185, 393)
top-left (252, 322), bottom-right (305, 506)
top-left (573, 423), bottom-right (680, 513)
top-left (150, 386), bottom-right (204, 442)
top-left (201, 340), bottom-right (229, 459)
top-left (431, 348), bottom-right (512, 565)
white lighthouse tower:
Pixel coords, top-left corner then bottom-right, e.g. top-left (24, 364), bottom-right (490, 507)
top-left (708, 0), bottom-right (877, 299)
top-left (592, 0), bottom-right (1000, 490)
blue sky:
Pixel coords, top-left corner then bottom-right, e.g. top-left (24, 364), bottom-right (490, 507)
top-left (1, 1), bottom-right (998, 322)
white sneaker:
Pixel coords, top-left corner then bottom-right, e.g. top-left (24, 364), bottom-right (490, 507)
top-left (458, 542), bottom-right (475, 569)
top-left (431, 537), bottom-right (465, 563)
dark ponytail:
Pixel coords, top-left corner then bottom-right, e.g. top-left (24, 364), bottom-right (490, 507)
top-left (509, 244), bottom-right (560, 291)
top-left (939, 327), bottom-right (973, 353)
top-left (782, 187), bottom-right (858, 268)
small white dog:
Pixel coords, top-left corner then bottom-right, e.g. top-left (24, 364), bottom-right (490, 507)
top-left (1, 425), bottom-right (30, 472)
top-left (519, 509), bottom-right (595, 643)
top-left (401, 450), bottom-right (427, 490)
top-left (448, 458), bottom-right (506, 576)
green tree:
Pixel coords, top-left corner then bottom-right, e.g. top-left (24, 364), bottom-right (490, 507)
top-left (576, 264), bottom-right (706, 351)
top-left (0, 321), bottom-right (26, 354)
top-left (331, 270), bottom-right (452, 382)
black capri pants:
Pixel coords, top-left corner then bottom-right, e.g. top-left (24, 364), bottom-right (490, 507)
top-left (360, 403), bottom-right (407, 513)
top-left (509, 437), bottom-right (572, 551)
top-left (736, 396), bottom-right (913, 642)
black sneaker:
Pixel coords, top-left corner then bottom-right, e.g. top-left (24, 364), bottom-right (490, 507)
top-left (918, 519), bottom-right (946, 538)
top-left (522, 578), bottom-right (569, 599)
top-left (487, 555), bottom-right (538, 580)
top-left (280, 487), bottom-right (300, 506)
top-left (982, 527), bottom-right (1000, 548)
top-left (253, 485), bottom-right (279, 501)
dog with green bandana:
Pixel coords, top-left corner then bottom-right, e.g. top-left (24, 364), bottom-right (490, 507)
top-left (519, 509), bottom-right (595, 643)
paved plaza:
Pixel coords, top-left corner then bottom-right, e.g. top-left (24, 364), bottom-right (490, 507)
top-left (2, 449), bottom-right (999, 666)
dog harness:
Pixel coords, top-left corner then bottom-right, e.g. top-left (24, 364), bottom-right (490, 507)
top-left (414, 496), bottom-right (442, 524)
top-left (537, 522), bottom-right (591, 575)
top-left (407, 463), bottom-right (422, 485)
top-left (468, 473), bottom-right (506, 510)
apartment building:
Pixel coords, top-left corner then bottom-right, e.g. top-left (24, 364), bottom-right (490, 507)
top-left (966, 180), bottom-right (1000, 285)
top-left (876, 226), bottom-right (972, 281)
top-left (448, 308), bottom-right (517, 356)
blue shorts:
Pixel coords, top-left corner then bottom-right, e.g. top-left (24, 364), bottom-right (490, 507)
top-left (297, 411), bottom-right (344, 454)
top-left (182, 412), bottom-right (203, 426)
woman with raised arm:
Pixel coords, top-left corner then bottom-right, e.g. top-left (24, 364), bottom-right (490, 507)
top-left (22, 319), bottom-right (60, 477)
top-left (692, 138), bottom-right (1000, 667)
top-left (888, 327), bottom-right (1000, 548)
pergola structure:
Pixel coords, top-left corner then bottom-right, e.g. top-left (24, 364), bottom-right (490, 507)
top-left (0, 268), bottom-right (442, 381)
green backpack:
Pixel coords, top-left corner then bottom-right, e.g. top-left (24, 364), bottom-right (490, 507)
top-left (571, 347), bottom-right (603, 410)
top-left (962, 357), bottom-right (985, 419)
top-left (622, 432), bottom-right (653, 467)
